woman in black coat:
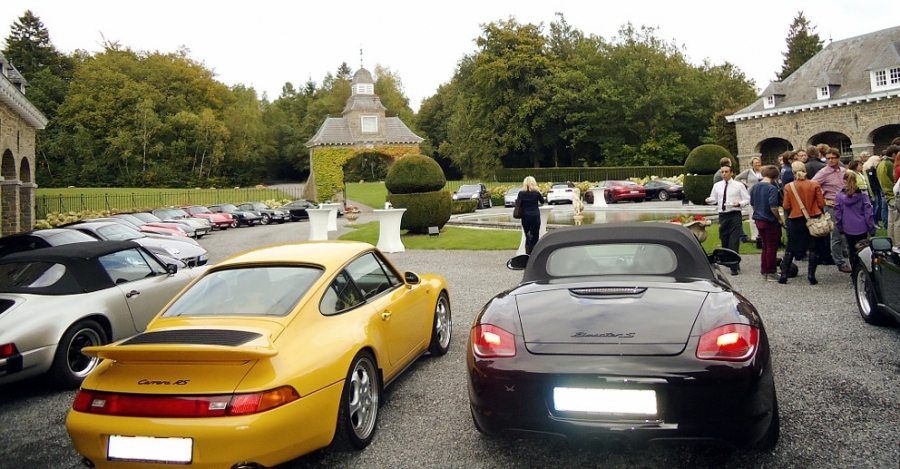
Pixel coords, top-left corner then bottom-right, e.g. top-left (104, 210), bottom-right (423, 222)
top-left (517, 176), bottom-right (545, 254)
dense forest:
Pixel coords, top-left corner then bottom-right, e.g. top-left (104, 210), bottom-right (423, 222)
top-left (4, 11), bottom-right (761, 188)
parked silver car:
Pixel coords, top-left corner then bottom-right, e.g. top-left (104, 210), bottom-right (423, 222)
top-left (0, 241), bottom-right (208, 387)
top-left (67, 222), bottom-right (209, 267)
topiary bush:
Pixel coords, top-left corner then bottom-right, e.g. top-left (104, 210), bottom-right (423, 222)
top-left (683, 174), bottom-right (715, 206)
top-left (384, 154), bottom-right (451, 234)
top-left (452, 200), bottom-right (478, 214)
top-left (684, 144), bottom-right (735, 175)
top-left (388, 191), bottom-right (452, 234)
top-left (683, 144), bottom-right (737, 205)
top-left (385, 154), bottom-right (446, 194)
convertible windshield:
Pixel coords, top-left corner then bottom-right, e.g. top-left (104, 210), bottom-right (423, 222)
top-left (546, 243), bottom-right (677, 277)
top-left (162, 266), bottom-right (323, 317)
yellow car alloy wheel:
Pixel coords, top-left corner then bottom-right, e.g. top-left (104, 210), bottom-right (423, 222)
top-left (334, 352), bottom-right (380, 450)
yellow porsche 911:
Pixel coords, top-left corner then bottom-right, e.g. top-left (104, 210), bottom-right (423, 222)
top-left (66, 241), bottom-right (452, 469)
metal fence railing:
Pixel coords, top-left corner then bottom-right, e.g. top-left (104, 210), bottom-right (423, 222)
top-left (35, 188), bottom-right (294, 219)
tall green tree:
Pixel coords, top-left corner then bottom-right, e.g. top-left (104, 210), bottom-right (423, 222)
top-left (3, 10), bottom-right (76, 186)
top-left (777, 11), bottom-right (823, 80)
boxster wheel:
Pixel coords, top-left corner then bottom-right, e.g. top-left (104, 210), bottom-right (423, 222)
top-left (854, 266), bottom-right (889, 325)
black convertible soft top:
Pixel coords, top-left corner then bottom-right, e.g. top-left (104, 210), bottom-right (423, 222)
top-left (0, 240), bottom-right (140, 294)
top-left (523, 223), bottom-right (717, 283)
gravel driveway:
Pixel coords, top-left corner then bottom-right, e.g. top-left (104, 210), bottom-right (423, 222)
top-left (1, 218), bottom-right (898, 469)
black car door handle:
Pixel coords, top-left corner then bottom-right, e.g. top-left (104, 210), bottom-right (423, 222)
top-left (126, 290), bottom-right (140, 298)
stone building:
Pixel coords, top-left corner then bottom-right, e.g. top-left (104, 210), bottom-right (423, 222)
top-left (0, 53), bottom-right (47, 235)
top-left (303, 67), bottom-right (422, 202)
top-left (728, 25), bottom-right (900, 167)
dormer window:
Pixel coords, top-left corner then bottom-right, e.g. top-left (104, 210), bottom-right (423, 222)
top-left (871, 67), bottom-right (900, 91)
top-left (817, 86), bottom-right (830, 100)
top-left (361, 115), bottom-right (377, 133)
top-left (763, 96), bottom-right (776, 109)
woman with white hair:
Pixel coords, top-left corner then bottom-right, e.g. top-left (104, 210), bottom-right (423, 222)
top-left (736, 156), bottom-right (763, 244)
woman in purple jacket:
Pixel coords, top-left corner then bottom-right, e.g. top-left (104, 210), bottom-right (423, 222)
top-left (835, 172), bottom-right (876, 253)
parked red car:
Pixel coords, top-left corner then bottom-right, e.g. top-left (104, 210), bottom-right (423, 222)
top-left (181, 205), bottom-right (233, 230)
top-left (584, 180), bottom-right (647, 204)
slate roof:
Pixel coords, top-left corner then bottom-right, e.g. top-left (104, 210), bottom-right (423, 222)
top-left (0, 51), bottom-right (47, 129)
top-left (306, 117), bottom-right (354, 146)
top-left (730, 25), bottom-right (900, 121)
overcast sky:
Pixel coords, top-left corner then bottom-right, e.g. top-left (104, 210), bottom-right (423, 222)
top-left (1, 1), bottom-right (898, 112)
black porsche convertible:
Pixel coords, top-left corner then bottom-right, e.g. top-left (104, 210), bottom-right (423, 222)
top-left (852, 237), bottom-right (900, 326)
top-left (467, 223), bottom-right (779, 450)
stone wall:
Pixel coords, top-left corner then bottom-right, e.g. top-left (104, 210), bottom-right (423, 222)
top-left (0, 101), bottom-right (38, 235)
top-left (733, 97), bottom-right (900, 167)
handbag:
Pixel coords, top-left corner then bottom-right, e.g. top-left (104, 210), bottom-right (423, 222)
top-left (513, 197), bottom-right (523, 219)
top-left (788, 182), bottom-right (833, 237)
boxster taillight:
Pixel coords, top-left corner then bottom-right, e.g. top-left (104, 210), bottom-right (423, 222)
top-left (472, 324), bottom-right (516, 358)
top-left (696, 324), bottom-right (758, 362)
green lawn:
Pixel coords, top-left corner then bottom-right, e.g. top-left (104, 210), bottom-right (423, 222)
top-left (339, 222), bottom-right (521, 250)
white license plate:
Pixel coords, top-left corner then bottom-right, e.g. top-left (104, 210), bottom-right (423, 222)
top-left (630, 190), bottom-right (639, 194)
top-left (553, 387), bottom-right (657, 415)
top-left (108, 435), bottom-right (192, 463)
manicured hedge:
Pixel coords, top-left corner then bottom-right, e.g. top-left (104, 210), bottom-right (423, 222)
top-left (388, 191), bottom-right (452, 234)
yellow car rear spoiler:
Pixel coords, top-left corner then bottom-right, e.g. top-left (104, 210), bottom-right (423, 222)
top-left (81, 343), bottom-right (278, 362)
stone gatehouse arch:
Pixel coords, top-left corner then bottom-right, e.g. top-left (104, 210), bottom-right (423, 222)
top-left (808, 131), bottom-right (852, 156)
top-left (303, 67), bottom-right (423, 203)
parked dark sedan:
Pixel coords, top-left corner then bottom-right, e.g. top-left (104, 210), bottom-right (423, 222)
top-left (852, 237), bottom-right (900, 325)
top-left (0, 228), bottom-right (96, 258)
top-left (452, 183), bottom-right (492, 209)
top-left (643, 179), bottom-right (685, 201)
top-left (467, 223), bottom-right (779, 449)
top-left (236, 202), bottom-right (289, 225)
top-left (280, 199), bottom-right (317, 221)
top-left (208, 203), bottom-right (263, 227)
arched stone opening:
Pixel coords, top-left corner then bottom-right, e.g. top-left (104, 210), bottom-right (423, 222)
top-left (869, 124), bottom-right (900, 155)
top-left (18, 158), bottom-right (35, 232)
top-left (343, 151), bottom-right (391, 184)
top-left (808, 131), bottom-right (852, 157)
top-left (756, 138), bottom-right (793, 166)
top-left (0, 149), bottom-right (19, 235)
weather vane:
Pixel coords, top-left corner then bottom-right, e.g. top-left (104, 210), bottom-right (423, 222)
top-left (360, 46), bottom-right (364, 69)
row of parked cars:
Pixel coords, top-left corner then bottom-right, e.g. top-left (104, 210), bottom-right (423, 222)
top-left (0, 198), bottom-right (331, 391)
top-left (496, 180), bottom-right (685, 209)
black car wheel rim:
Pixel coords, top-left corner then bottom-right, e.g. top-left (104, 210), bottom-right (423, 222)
top-left (658, 191), bottom-right (669, 201)
top-left (67, 328), bottom-right (102, 378)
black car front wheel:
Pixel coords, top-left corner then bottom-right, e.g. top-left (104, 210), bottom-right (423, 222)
top-left (658, 191), bottom-right (670, 201)
top-left (854, 266), bottom-right (889, 325)
top-left (229, 219), bottom-right (239, 229)
top-left (260, 214), bottom-right (270, 225)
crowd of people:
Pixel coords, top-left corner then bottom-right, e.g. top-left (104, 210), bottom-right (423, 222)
top-left (713, 140), bottom-right (900, 284)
